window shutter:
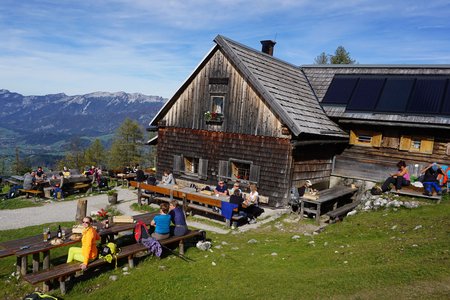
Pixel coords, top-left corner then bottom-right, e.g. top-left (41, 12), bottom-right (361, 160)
top-left (173, 155), bottom-right (182, 175)
top-left (399, 136), bottom-right (411, 151)
top-left (446, 143), bottom-right (450, 155)
top-left (218, 160), bottom-right (229, 180)
top-left (371, 132), bottom-right (382, 147)
top-left (198, 159), bottom-right (208, 180)
top-left (420, 138), bottom-right (434, 154)
top-left (249, 165), bottom-right (261, 183)
top-left (349, 130), bottom-right (357, 145)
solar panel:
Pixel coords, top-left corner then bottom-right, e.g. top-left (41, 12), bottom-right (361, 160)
top-left (346, 77), bottom-right (385, 111)
top-left (376, 78), bottom-right (415, 112)
top-left (322, 76), bottom-right (358, 104)
top-left (407, 78), bottom-right (446, 114)
top-left (441, 80), bottom-right (450, 115)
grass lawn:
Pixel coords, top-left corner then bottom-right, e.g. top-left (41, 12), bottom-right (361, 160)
top-left (1, 196), bottom-right (449, 299)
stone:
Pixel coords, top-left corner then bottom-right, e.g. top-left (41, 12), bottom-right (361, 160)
top-left (212, 262), bottom-right (216, 266)
top-left (109, 275), bottom-right (118, 281)
top-left (291, 235), bottom-right (301, 240)
top-left (248, 239), bottom-right (258, 244)
top-left (122, 266), bottom-right (128, 272)
top-left (414, 225), bottom-right (423, 230)
top-left (271, 252), bottom-right (278, 256)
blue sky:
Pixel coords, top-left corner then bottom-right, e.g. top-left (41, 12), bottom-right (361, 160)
top-left (1, 0), bottom-right (449, 98)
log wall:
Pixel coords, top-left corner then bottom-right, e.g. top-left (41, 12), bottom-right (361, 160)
top-left (333, 126), bottom-right (450, 181)
top-left (162, 49), bottom-right (286, 138)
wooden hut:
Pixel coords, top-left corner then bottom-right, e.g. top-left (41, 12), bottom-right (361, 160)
top-left (302, 65), bottom-right (450, 182)
top-left (148, 36), bottom-right (347, 206)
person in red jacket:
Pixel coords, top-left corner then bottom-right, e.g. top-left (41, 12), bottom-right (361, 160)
top-left (67, 216), bottom-right (100, 270)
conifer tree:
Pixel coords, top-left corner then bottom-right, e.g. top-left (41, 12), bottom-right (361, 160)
top-left (109, 118), bottom-right (144, 169)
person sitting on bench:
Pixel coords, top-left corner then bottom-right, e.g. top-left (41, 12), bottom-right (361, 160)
top-left (151, 203), bottom-right (171, 240)
top-left (381, 160), bottom-right (410, 192)
top-left (66, 216), bottom-right (100, 270)
top-left (421, 163), bottom-right (444, 196)
top-left (169, 200), bottom-right (188, 236)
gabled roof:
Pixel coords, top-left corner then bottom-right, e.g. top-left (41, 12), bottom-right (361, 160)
top-left (214, 36), bottom-right (346, 138)
top-left (302, 65), bottom-right (450, 128)
top-left (150, 35), bottom-right (347, 138)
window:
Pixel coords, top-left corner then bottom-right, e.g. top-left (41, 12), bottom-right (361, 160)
top-left (184, 157), bottom-right (199, 174)
top-left (173, 155), bottom-right (208, 180)
top-left (231, 161), bottom-right (251, 180)
top-left (218, 159), bottom-right (261, 184)
top-left (399, 136), bottom-right (434, 154)
top-left (211, 96), bottom-right (224, 114)
top-left (349, 130), bottom-right (382, 147)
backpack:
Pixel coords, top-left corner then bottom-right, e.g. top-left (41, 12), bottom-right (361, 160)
top-left (23, 291), bottom-right (59, 300)
top-left (437, 165), bottom-right (448, 186)
top-left (134, 220), bottom-right (150, 243)
top-left (370, 186), bottom-right (383, 195)
top-left (98, 242), bottom-right (119, 267)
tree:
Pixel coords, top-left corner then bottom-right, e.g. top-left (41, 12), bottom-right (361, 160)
top-left (84, 139), bottom-right (107, 168)
top-left (314, 46), bottom-right (356, 64)
top-left (57, 136), bottom-right (86, 171)
top-left (109, 118), bottom-right (144, 169)
top-left (330, 46), bottom-right (356, 64)
top-left (314, 52), bottom-right (329, 64)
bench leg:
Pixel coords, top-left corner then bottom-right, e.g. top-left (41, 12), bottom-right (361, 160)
top-left (59, 277), bottom-right (67, 295)
top-left (225, 219), bottom-right (231, 228)
top-left (300, 201), bottom-right (305, 219)
top-left (16, 257), bottom-right (21, 275)
top-left (179, 240), bottom-right (185, 256)
top-left (128, 255), bottom-right (135, 268)
top-left (43, 281), bottom-right (50, 292)
top-left (32, 253), bottom-right (40, 272)
top-left (21, 256), bottom-right (27, 275)
top-left (316, 204), bottom-right (321, 225)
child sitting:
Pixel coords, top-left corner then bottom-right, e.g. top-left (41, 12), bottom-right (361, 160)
top-left (150, 203), bottom-right (171, 240)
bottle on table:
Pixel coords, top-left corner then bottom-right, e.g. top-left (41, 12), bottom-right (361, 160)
top-left (47, 227), bottom-right (51, 240)
top-left (57, 225), bottom-right (62, 238)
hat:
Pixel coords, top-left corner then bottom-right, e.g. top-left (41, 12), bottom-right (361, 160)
top-left (431, 163), bottom-right (438, 171)
top-left (305, 180), bottom-right (312, 187)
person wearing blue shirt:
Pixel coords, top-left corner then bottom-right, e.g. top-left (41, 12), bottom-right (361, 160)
top-left (214, 180), bottom-right (229, 196)
top-left (151, 203), bottom-right (171, 240)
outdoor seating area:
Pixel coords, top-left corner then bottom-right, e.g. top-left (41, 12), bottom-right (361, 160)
top-left (130, 181), bottom-right (266, 228)
top-left (0, 211), bottom-right (205, 294)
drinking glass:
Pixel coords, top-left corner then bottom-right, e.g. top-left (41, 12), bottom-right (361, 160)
top-left (43, 228), bottom-right (48, 242)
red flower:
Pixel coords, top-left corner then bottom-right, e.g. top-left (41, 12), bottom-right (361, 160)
top-left (97, 208), bottom-right (108, 219)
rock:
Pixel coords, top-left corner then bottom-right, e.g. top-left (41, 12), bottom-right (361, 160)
top-left (271, 252), bottom-right (278, 256)
top-left (158, 265), bottom-right (166, 271)
top-left (303, 232), bottom-right (312, 237)
top-left (109, 275), bottom-right (118, 281)
top-left (196, 241), bottom-right (211, 251)
top-left (212, 262), bottom-right (216, 266)
top-left (221, 241), bottom-right (229, 245)
top-left (123, 272), bottom-right (130, 275)
top-left (248, 239), bottom-right (258, 244)
top-left (231, 247), bottom-right (239, 250)
top-left (214, 245), bottom-right (222, 249)
top-left (324, 242), bottom-right (328, 246)
top-left (347, 210), bottom-right (357, 216)
top-left (308, 240), bottom-right (315, 245)
top-left (291, 235), bottom-right (301, 240)
top-left (391, 225), bottom-right (397, 230)
top-left (414, 225), bottom-right (423, 230)
top-left (122, 266), bottom-right (128, 272)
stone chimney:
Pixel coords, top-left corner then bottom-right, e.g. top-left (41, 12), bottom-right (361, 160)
top-left (260, 40), bottom-right (276, 56)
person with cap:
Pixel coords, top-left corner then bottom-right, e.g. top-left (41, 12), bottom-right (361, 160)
top-left (229, 181), bottom-right (242, 195)
top-left (297, 180), bottom-right (313, 197)
top-left (420, 163), bottom-right (444, 196)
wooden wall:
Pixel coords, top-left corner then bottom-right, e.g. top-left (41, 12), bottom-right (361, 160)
top-left (333, 126), bottom-right (450, 181)
top-left (156, 127), bottom-right (292, 206)
top-left (161, 49), bottom-right (286, 138)
top-left (291, 144), bottom-right (344, 188)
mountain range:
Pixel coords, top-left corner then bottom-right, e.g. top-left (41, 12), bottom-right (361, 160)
top-left (0, 89), bottom-right (166, 169)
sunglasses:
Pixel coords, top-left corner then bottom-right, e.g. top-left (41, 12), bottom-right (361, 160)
top-left (82, 221), bottom-right (90, 224)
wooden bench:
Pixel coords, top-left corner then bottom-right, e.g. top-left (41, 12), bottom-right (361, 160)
top-left (300, 185), bottom-right (358, 224)
top-left (390, 186), bottom-right (442, 203)
top-left (326, 200), bottom-right (361, 223)
top-left (19, 189), bottom-right (43, 200)
top-left (23, 230), bottom-right (205, 294)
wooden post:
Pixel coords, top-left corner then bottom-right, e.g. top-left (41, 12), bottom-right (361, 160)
top-left (20, 256), bottom-right (27, 275)
top-left (137, 183), bottom-right (142, 206)
top-left (32, 253), bottom-right (40, 272)
top-left (43, 250), bottom-right (50, 270)
top-left (75, 199), bottom-right (87, 222)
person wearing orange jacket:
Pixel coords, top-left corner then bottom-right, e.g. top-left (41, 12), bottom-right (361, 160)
top-left (67, 216), bottom-right (100, 270)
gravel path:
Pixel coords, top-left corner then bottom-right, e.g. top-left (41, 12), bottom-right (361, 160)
top-left (0, 188), bottom-right (284, 234)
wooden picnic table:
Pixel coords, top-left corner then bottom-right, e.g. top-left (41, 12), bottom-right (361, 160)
top-left (300, 186), bottom-right (358, 224)
top-left (1, 212), bottom-right (156, 276)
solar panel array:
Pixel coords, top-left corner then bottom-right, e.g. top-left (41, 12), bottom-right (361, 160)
top-left (322, 75), bottom-right (450, 116)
